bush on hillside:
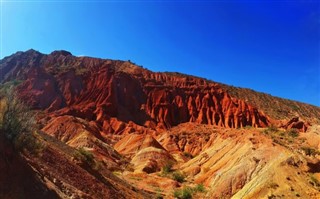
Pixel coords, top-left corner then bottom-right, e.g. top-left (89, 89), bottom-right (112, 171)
top-left (287, 128), bottom-right (299, 138)
top-left (0, 88), bottom-right (37, 144)
top-left (173, 186), bottom-right (192, 199)
top-left (172, 171), bottom-right (185, 183)
top-left (162, 161), bottom-right (174, 174)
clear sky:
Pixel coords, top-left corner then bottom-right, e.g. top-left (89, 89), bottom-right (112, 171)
top-left (0, 1), bottom-right (319, 106)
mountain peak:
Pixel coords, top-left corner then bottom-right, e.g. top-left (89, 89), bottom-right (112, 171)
top-left (50, 50), bottom-right (72, 57)
top-left (24, 48), bottom-right (42, 55)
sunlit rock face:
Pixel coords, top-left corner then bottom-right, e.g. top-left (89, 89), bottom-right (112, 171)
top-left (0, 49), bottom-right (270, 133)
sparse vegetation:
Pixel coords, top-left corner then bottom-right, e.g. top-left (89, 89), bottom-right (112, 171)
top-left (262, 126), bottom-right (304, 152)
top-left (173, 184), bottom-right (206, 199)
top-left (194, 183), bottom-right (205, 192)
top-left (220, 84), bottom-right (320, 123)
top-left (263, 125), bottom-right (279, 135)
top-left (173, 186), bottom-right (192, 199)
top-left (74, 147), bottom-right (95, 165)
top-left (162, 161), bottom-right (174, 174)
top-left (0, 87), bottom-right (36, 141)
top-left (155, 188), bottom-right (163, 199)
top-left (172, 171), bottom-right (185, 183)
top-left (287, 128), bottom-right (299, 138)
top-left (268, 125), bottom-right (279, 132)
top-left (0, 87), bottom-right (42, 153)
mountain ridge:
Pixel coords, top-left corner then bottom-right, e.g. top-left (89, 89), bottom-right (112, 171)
top-left (1, 49), bottom-right (318, 131)
top-left (1, 49), bottom-right (320, 198)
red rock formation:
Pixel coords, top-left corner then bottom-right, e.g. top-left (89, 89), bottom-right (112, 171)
top-left (1, 50), bottom-right (270, 133)
top-left (115, 134), bottom-right (175, 173)
top-left (282, 117), bottom-right (309, 132)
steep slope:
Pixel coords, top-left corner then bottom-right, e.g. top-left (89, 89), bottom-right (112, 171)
top-left (0, 49), bottom-right (276, 132)
top-left (9, 131), bottom-right (150, 199)
top-left (0, 135), bottom-right (58, 199)
top-left (220, 84), bottom-right (320, 123)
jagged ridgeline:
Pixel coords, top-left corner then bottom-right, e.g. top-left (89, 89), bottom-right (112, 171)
top-left (1, 49), bottom-right (318, 133)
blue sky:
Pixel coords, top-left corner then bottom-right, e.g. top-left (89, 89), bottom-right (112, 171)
top-left (1, 1), bottom-right (319, 106)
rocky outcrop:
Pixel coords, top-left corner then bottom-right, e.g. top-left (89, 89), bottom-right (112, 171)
top-left (142, 74), bottom-right (269, 129)
top-left (281, 117), bottom-right (309, 132)
top-left (0, 50), bottom-right (270, 132)
top-left (115, 134), bottom-right (175, 173)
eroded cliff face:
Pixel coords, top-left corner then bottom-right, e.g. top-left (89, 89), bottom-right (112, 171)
top-left (1, 50), bottom-right (270, 132)
top-left (2, 50), bottom-right (320, 198)
top-left (142, 73), bottom-right (269, 129)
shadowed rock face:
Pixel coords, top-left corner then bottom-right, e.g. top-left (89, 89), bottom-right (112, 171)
top-left (0, 135), bottom-right (58, 199)
top-left (0, 50), bottom-right (270, 131)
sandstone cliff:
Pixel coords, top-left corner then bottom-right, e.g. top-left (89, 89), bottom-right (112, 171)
top-left (0, 49), bottom-right (271, 132)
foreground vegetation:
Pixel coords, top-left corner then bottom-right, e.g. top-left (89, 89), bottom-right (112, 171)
top-left (0, 87), bottom-right (39, 152)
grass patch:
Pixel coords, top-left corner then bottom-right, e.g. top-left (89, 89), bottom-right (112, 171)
top-left (172, 171), bottom-right (185, 183)
top-left (162, 161), bottom-right (174, 174)
top-left (194, 183), bottom-right (205, 192)
top-left (155, 188), bottom-right (163, 199)
top-left (173, 186), bottom-right (192, 199)
top-left (74, 147), bottom-right (95, 166)
top-left (173, 184), bottom-right (206, 199)
top-left (287, 128), bottom-right (299, 138)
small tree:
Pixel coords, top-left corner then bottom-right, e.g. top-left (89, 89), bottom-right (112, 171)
top-left (0, 87), bottom-right (36, 142)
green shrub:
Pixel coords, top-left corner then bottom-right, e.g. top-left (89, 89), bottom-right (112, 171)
top-left (155, 188), bottom-right (163, 199)
top-left (75, 147), bottom-right (94, 165)
top-left (287, 129), bottom-right (299, 138)
top-left (162, 162), bottom-right (173, 174)
top-left (0, 88), bottom-right (36, 141)
top-left (0, 87), bottom-right (42, 153)
top-left (194, 184), bottom-right (205, 192)
top-left (173, 184), bottom-right (206, 199)
top-left (173, 187), bottom-right (192, 199)
top-left (172, 171), bottom-right (185, 183)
